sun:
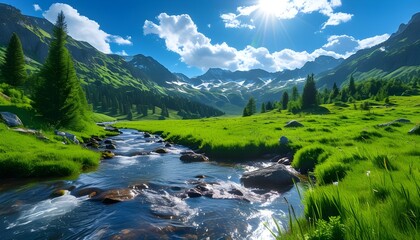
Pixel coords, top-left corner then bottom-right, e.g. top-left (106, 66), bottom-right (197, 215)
top-left (257, 0), bottom-right (282, 17)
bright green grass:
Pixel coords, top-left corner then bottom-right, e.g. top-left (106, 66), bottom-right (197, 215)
top-left (0, 124), bottom-right (101, 178)
top-left (117, 96), bottom-right (420, 239)
top-left (91, 112), bottom-right (116, 123)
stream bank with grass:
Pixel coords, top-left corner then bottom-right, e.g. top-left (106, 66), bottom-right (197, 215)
top-left (116, 96), bottom-right (420, 239)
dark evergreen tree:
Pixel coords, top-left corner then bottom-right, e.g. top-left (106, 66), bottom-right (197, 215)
top-left (242, 97), bottom-right (256, 117)
top-left (261, 102), bottom-right (266, 113)
top-left (330, 82), bottom-right (339, 102)
top-left (281, 91), bottom-right (289, 110)
top-left (349, 75), bottom-right (356, 96)
top-left (301, 74), bottom-right (318, 109)
top-left (1, 33), bottom-right (27, 86)
top-left (266, 101), bottom-right (273, 111)
top-left (34, 12), bottom-right (89, 129)
top-left (242, 107), bottom-right (249, 117)
top-left (292, 86), bottom-right (299, 101)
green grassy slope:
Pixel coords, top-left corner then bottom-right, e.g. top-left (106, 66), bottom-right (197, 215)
top-left (116, 96), bottom-right (420, 239)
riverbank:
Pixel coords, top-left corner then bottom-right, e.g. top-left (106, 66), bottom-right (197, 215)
top-left (115, 96), bottom-right (420, 239)
top-left (0, 105), bottom-right (116, 179)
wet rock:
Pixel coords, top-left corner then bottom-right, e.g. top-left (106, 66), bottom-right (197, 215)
top-left (128, 151), bottom-right (150, 156)
top-left (154, 148), bottom-right (169, 154)
top-left (408, 125), bottom-right (420, 135)
top-left (194, 174), bottom-right (206, 179)
top-left (75, 187), bottom-right (103, 198)
top-left (50, 189), bottom-right (68, 198)
top-left (180, 150), bottom-right (195, 155)
top-left (106, 144), bottom-right (117, 150)
top-left (129, 183), bottom-right (149, 191)
top-left (101, 150), bottom-right (115, 159)
top-left (182, 234), bottom-right (198, 240)
top-left (241, 164), bottom-right (299, 191)
top-left (144, 132), bottom-right (151, 138)
top-left (94, 189), bottom-right (137, 204)
top-left (180, 153), bottom-right (209, 163)
top-left (284, 120), bottom-right (304, 128)
top-left (277, 157), bottom-right (291, 165)
top-left (55, 130), bottom-right (79, 144)
top-left (165, 143), bottom-right (172, 148)
top-left (104, 139), bottom-right (115, 145)
top-left (186, 188), bottom-right (202, 198)
top-left (0, 112), bottom-right (23, 127)
top-left (156, 139), bottom-right (164, 143)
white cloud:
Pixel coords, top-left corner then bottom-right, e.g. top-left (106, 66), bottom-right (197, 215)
top-left (115, 50), bottom-right (128, 56)
top-left (220, 13), bottom-right (255, 29)
top-left (222, 0), bottom-right (353, 30)
top-left (144, 13), bottom-right (389, 72)
top-left (33, 4), bottom-right (42, 12)
top-left (43, 3), bottom-right (132, 54)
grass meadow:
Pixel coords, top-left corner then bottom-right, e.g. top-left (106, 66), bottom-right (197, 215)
top-left (117, 96), bottom-right (420, 239)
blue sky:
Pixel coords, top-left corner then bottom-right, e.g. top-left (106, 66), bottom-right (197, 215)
top-left (3, 0), bottom-right (420, 77)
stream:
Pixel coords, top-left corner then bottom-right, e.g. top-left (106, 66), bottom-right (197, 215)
top-left (0, 129), bottom-right (303, 239)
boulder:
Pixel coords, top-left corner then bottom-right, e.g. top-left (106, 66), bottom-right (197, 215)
top-left (408, 125), bottom-right (420, 135)
top-left (279, 136), bottom-right (289, 145)
top-left (75, 187), bottom-right (103, 198)
top-left (104, 139), bottom-right (115, 145)
top-left (144, 132), bottom-right (151, 138)
top-left (50, 189), bottom-right (68, 198)
top-left (180, 153), bottom-right (209, 163)
top-left (101, 150), bottom-right (115, 159)
top-left (284, 120), bottom-right (304, 128)
top-left (154, 148), bottom-right (169, 154)
top-left (55, 130), bottom-right (79, 144)
top-left (0, 112), bottom-right (23, 127)
top-left (93, 189), bottom-right (137, 204)
top-left (106, 144), bottom-right (117, 150)
top-left (165, 143), bottom-right (172, 148)
top-left (241, 164), bottom-right (299, 191)
top-left (277, 157), bottom-right (291, 165)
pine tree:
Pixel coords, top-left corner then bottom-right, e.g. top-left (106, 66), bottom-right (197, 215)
top-left (266, 101), bottom-right (273, 111)
top-left (330, 82), bottom-right (340, 102)
top-left (281, 91), bottom-right (289, 110)
top-left (292, 86), bottom-right (299, 101)
top-left (1, 33), bottom-right (27, 86)
top-left (34, 12), bottom-right (89, 129)
top-left (301, 74), bottom-right (318, 109)
top-left (349, 75), bottom-right (356, 96)
top-left (261, 102), bottom-right (266, 113)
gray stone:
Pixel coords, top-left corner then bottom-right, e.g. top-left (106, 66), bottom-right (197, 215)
top-left (284, 120), bottom-right (304, 128)
top-left (279, 136), bottom-right (289, 145)
top-left (241, 164), bottom-right (299, 191)
top-left (0, 112), bottom-right (23, 127)
top-left (180, 153), bottom-right (209, 163)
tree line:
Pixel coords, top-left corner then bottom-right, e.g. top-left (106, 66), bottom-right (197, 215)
top-left (242, 73), bottom-right (419, 116)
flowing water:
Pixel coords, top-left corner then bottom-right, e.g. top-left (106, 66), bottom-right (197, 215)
top-left (0, 129), bottom-right (303, 239)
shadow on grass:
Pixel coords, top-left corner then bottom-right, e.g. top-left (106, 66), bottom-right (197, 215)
top-left (300, 106), bottom-right (331, 115)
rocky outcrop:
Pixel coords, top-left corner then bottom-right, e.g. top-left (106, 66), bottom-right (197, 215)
top-left (154, 148), bottom-right (169, 154)
top-left (241, 164), bottom-right (299, 191)
top-left (377, 118), bottom-right (411, 127)
top-left (180, 153), bottom-right (209, 163)
top-left (284, 120), bottom-right (304, 128)
top-left (93, 189), bottom-right (137, 204)
top-left (0, 112), bottom-right (23, 127)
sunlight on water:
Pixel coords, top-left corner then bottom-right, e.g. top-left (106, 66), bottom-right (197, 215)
top-left (7, 191), bottom-right (86, 229)
top-left (248, 209), bottom-right (285, 240)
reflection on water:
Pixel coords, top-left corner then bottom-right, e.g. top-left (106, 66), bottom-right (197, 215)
top-left (0, 129), bottom-right (304, 239)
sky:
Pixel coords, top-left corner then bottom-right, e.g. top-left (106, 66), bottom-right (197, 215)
top-left (2, 0), bottom-right (420, 77)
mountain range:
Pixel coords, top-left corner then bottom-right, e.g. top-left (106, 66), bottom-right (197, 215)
top-left (0, 3), bottom-right (419, 115)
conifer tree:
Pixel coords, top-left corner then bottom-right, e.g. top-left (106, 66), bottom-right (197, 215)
top-left (281, 91), bottom-right (289, 110)
top-left (349, 75), bottom-right (356, 96)
top-left (34, 12), bottom-right (89, 128)
top-left (1, 33), bottom-right (27, 86)
top-left (261, 102), bottom-right (266, 113)
top-left (330, 82), bottom-right (340, 101)
top-left (301, 74), bottom-right (318, 109)
top-left (291, 86), bottom-right (299, 101)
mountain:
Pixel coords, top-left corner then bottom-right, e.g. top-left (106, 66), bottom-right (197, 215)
top-left (162, 56), bottom-right (343, 114)
top-left (0, 3), bottom-right (223, 118)
top-left (317, 12), bottom-right (420, 88)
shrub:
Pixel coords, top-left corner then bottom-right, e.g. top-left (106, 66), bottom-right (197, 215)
top-left (292, 145), bottom-right (327, 174)
top-left (32, 160), bottom-right (80, 177)
top-left (306, 216), bottom-right (345, 240)
top-left (315, 162), bottom-right (348, 185)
